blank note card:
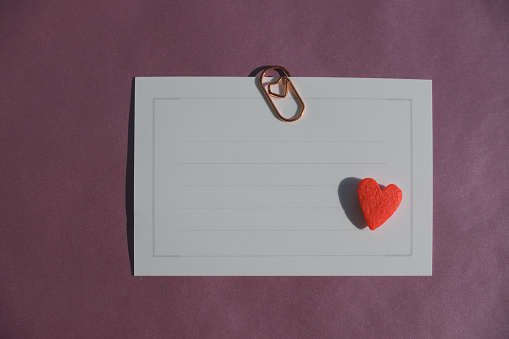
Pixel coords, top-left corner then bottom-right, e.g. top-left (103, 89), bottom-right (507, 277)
top-left (134, 77), bottom-right (432, 276)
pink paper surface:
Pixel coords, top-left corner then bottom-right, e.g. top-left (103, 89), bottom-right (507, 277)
top-left (1, 0), bottom-right (508, 337)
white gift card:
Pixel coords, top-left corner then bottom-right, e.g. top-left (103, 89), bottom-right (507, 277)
top-left (134, 76), bottom-right (432, 276)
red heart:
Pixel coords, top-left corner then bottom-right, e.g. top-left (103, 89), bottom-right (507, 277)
top-left (358, 178), bottom-right (402, 230)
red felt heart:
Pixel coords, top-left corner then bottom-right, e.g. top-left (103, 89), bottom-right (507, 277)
top-left (358, 178), bottom-right (402, 230)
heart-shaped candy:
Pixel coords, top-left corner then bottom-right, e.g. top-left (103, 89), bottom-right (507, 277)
top-left (358, 178), bottom-right (402, 230)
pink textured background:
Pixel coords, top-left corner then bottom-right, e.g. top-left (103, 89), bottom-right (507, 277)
top-left (1, 0), bottom-right (508, 337)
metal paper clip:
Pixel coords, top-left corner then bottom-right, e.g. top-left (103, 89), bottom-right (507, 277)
top-left (259, 66), bottom-right (305, 122)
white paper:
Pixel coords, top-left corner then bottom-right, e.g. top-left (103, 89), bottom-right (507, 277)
top-left (134, 77), bottom-right (432, 275)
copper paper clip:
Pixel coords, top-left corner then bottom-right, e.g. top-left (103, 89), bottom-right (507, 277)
top-left (259, 66), bottom-right (305, 122)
